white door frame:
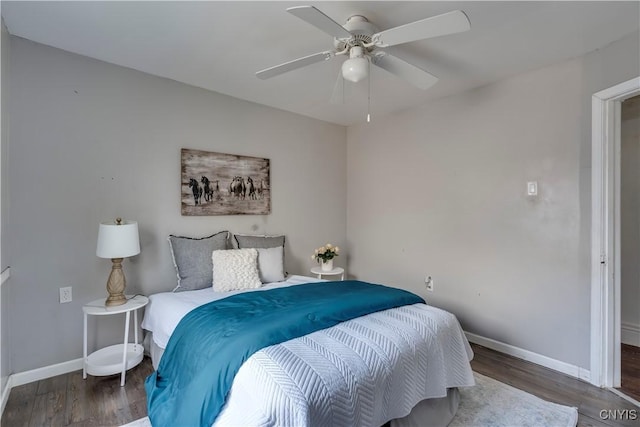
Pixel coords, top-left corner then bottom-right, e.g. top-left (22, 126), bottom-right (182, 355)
top-left (591, 76), bottom-right (640, 388)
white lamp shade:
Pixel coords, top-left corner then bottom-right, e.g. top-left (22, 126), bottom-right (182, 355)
top-left (342, 57), bottom-right (368, 83)
top-left (96, 220), bottom-right (140, 259)
top-left (342, 46), bottom-right (368, 83)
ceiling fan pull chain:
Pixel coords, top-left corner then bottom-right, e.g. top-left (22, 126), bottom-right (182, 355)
top-left (367, 58), bottom-right (372, 123)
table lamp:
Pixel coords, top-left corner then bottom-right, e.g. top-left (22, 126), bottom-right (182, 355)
top-left (96, 218), bottom-right (140, 306)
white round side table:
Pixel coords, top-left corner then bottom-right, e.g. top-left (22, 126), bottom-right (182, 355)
top-left (82, 294), bottom-right (148, 386)
top-left (310, 266), bottom-right (345, 280)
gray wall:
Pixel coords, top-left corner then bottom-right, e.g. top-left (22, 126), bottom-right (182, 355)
top-left (621, 95), bottom-right (640, 344)
top-left (7, 37), bottom-right (347, 372)
top-left (0, 19), bottom-right (7, 271)
top-left (346, 31), bottom-right (639, 370)
top-left (1, 17), bottom-right (10, 391)
top-left (5, 24), bottom-right (639, 377)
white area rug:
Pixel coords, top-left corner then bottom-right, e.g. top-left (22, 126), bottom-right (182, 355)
top-left (121, 372), bottom-right (578, 427)
top-left (450, 372), bottom-right (578, 427)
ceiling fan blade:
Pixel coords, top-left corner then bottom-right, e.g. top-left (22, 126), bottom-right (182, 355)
top-left (372, 53), bottom-right (438, 90)
top-left (287, 6), bottom-right (352, 39)
top-left (373, 10), bottom-right (470, 47)
top-left (256, 51), bottom-right (334, 80)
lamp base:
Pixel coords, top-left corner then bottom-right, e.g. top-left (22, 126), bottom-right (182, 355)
top-left (105, 258), bottom-right (127, 307)
top-left (105, 294), bottom-right (127, 307)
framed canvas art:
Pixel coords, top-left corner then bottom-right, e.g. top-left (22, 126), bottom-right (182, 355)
top-left (181, 148), bottom-right (271, 216)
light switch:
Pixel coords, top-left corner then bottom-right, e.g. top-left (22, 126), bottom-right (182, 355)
top-left (527, 181), bottom-right (538, 196)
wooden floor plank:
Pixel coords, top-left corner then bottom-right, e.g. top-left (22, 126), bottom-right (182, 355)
top-left (2, 348), bottom-right (639, 426)
top-left (87, 375), bottom-right (130, 425)
top-left (2, 381), bottom-right (37, 427)
top-left (620, 343), bottom-right (640, 402)
top-left (27, 393), bottom-right (47, 427)
top-left (64, 371), bottom-right (88, 426)
top-left (45, 387), bottom-right (67, 427)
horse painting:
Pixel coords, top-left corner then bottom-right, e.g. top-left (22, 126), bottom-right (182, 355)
top-left (201, 176), bottom-right (214, 202)
top-left (181, 148), bottom-right (270, 215)
top-left (189, 178), bottom-right (203, 205)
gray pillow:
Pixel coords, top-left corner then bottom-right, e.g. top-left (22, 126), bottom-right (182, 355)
top-left (234, 234), bottom-right (286, 281)
top-left (234, 234), bottom-right (285, 249)
top-left (256, 246), bottom-right (285, 283)
top-left (168, 231), bottom-right (229, 292)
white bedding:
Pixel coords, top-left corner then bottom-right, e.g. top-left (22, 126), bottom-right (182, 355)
top-left (142, 275), bottom-right (475, 427)
top-left (142, 275), bottom-right (317, 349)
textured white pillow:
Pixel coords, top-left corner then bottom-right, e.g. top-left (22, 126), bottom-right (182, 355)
top-left (212, 248), bottom-right (262, 292)
top-left (256, 246), bottom-right (285, 283)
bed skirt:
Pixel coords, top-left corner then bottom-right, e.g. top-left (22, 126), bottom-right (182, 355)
top-left (143, 331), bottom-right (461, 427)
top-left (143, 332), bottom-right (163, 370)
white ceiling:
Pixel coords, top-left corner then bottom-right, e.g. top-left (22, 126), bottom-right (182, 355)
top-left (2, 1), bottom-right (639, 126)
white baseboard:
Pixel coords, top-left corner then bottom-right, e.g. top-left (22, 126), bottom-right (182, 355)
top-left (11, 358), bottom-right (83, 387)
top-left (0, 376), bottom-right (11, 416)
top-left (622, 322), bottom-right (640, 347)
top-left (465, 332), bottom-right (591, 382)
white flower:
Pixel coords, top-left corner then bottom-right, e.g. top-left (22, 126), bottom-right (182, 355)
top-left (312, 242), bottom-right (340, 264)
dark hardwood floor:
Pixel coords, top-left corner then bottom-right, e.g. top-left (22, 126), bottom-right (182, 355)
top-left (2, 359), bottom-right (153, 427)
top-left (2, 344), bottom-right (638, 426)
top-left (620, 343), bottom-right (640, 402)
top-left (471, 344), bottom-right (639, 427)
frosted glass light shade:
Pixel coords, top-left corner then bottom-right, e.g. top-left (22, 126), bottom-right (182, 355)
top-left (342, 57), bottom-right (368, 83)
top-left (96, 220), bottom-right (140, 259)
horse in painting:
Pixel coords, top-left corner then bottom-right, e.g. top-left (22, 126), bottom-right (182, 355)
top-left (229, 176), bottom-right (246, 199)
top-left (246, 177), bottom-right (257, 200)
top-left (189, 178), bottom-right (203, 205)
top-left (201, 176), bottom-right (214, 202)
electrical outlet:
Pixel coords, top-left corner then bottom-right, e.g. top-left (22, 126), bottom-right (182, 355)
top-left (59, 286), bottom-right (72, 303)
top-left (425, 276), bottom-right (434, 292)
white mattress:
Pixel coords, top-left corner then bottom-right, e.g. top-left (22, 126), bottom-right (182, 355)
top-left (142, 275), bottom-right (475, 426)
top-left (142, 275), bottom-right (318, 350)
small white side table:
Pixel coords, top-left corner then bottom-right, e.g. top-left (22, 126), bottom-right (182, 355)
top-left (83, 294), bottom-right (148, 386)
top-left (311, 266), bottom-right (345, 280)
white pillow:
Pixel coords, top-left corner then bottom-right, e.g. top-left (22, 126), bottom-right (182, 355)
top-left (212, 248), bottom-right (262, 292)
top-left (256, 246), bottom-right (285, 283)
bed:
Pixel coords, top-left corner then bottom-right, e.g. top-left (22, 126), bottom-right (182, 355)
top-left (142, 274), bottom-right (474, 427)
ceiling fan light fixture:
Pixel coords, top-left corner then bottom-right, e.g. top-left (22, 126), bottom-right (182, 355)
top-left (342, 57), bottom-right (368, 83)
top-left (341, 46), bottom-right (368, 83)
top-left (259, 6), bottom-right (472, 120)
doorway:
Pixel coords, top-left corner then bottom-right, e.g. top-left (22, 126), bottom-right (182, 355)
top-left (591, 76), bottom-right (640, 389)
top-left (619, 95), bottom-right (640, 402)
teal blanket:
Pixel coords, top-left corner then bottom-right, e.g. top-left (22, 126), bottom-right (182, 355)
top-left (145, 280), bottom-right (424, 427)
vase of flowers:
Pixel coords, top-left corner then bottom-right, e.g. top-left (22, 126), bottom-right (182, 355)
top-left (312, 243), bottom-right (339, 272)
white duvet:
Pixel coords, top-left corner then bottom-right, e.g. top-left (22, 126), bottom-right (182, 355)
top-left (142, 276), bottom-right (475, 427)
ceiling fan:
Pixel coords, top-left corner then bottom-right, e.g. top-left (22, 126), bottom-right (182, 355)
top-left (256, 6), bottom-right (471, 91)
